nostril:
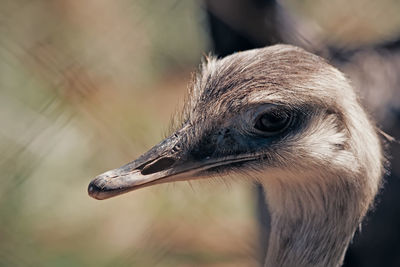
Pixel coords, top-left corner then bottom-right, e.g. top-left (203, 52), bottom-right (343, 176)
top-left (141, 157), bottom-right (176, 175)
top-left (172, 144), bottom-right (181, 152)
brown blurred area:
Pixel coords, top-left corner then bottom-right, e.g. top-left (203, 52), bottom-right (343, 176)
top-left (0, 1), bottom-right (258, 266)
top-left (1, 1), bottom-right (399, 266)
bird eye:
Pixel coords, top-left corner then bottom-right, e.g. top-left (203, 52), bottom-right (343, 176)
top-left (254, 109), bottom-right (292, 135)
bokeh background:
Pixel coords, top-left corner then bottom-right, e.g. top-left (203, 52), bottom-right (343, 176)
top-left (1, 1), bottom-right (399, 266)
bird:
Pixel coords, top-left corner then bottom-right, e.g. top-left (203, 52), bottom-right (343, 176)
top-left (88, 44), bottom-right (384, 267)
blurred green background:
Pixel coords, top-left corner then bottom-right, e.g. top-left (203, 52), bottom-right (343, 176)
top-left (1, 1), bottom-right (400, 266)
top-left (0, 1), bottom-right (258, 266)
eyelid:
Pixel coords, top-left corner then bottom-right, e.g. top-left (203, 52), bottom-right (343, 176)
top-left (236, 104), bottom-right (292, 136)
top-left (251, 105), bottom-right (288, 122)
top-left (251, 108), bottom-right (293, 136)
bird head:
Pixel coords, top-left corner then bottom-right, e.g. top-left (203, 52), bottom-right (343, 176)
top-left (88, 45), bottom-right (383, 207)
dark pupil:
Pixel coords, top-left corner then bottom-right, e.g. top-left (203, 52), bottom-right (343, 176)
top-left (255, 111), bottom-right (290, 132)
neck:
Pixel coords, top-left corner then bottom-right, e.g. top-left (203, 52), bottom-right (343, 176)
top-left (260, 170), bottom-right (370, 267)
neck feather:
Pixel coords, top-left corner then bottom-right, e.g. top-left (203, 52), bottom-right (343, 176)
top-left (260, 169), bottom-right (371, 267)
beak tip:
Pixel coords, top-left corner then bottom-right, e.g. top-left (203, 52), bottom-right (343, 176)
top-left (88, 180), bottom-right (105, 200)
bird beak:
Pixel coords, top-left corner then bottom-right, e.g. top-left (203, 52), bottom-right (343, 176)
top-left (88, 125), bottom-right (259, 200)
top-left (88, 130), bottom-right (193, 200)
top-left (88, 126), bottom-right (259, 200)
